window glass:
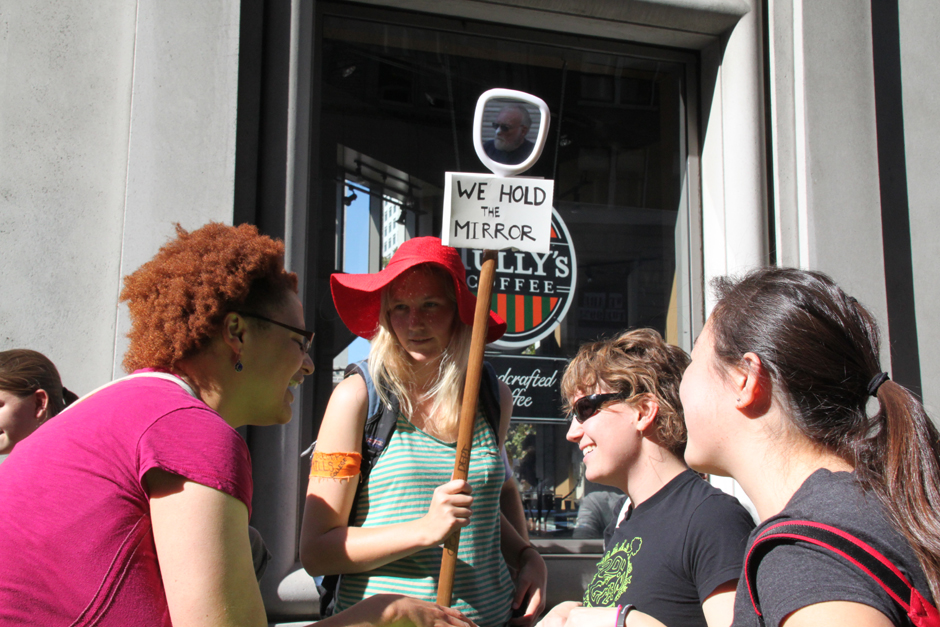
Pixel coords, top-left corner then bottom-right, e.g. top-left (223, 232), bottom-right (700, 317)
top-left (333, 182), bottom-right (373, 383)
top-left (320, 11), bottom-right (692, 540)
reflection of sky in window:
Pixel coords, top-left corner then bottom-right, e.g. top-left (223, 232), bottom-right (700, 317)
top-left (344, 185), bottom-right (368, 274)
top-left (344, 184), bottom-right (372, 362)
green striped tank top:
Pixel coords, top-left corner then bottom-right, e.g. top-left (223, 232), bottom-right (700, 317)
top-left (335, 412), bottom-right (513, 626)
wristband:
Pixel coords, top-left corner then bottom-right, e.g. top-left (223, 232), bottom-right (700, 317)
top-left (616, 603), bottom-right (635, 627)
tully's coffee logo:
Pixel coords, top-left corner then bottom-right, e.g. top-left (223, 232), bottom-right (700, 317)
top-left (463, 208), bottom-right (577, 350)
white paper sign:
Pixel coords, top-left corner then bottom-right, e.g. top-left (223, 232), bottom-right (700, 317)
top-left (442, 173), bottom-right (554, 254)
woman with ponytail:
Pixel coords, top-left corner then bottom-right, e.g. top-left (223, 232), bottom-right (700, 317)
top-left (0, 349), bottom-right (76, 454)
top-left (680, 267), bottom-right (939, 627)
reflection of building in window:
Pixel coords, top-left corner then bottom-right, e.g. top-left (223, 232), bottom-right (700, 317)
top-left (381, 196), bottom-right (406, 260)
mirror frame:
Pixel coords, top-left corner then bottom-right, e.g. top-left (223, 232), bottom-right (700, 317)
top-left (473, 88), bottom-right (551, 177)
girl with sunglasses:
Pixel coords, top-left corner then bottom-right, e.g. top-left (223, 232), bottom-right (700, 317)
top-left (681, 268), bottom-right (939, 627)
top-left (540, 328), bottom-right (754, 627)
top-left (0, 224), bottom-right (472, 627)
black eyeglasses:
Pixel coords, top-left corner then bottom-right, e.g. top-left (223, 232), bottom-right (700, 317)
top-left (237, 312), bottom-right (314, 353)
top-left (492, 122), bottom-right (520, 133)
top-left (570, 392), bottom-right (627, 423)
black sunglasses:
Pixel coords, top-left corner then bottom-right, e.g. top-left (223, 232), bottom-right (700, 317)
top-left (571, 392), bottom-right (628, 423)
top-left (237, 312), bottom-right (314, 353)
top-left (492, 122), bottom-right (519, 133)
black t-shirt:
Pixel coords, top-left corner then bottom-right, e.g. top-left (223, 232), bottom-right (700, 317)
top-left (582, 470), bottom-right (755, 627)
top-left (732, 469), bottom-right (933, 627)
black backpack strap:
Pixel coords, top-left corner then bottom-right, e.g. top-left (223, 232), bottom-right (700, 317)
top-left (344, 361), bottom-right (400, 482)
top-left (744, 520), bottom-right (939, 626)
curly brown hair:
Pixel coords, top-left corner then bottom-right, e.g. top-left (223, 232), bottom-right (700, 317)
top-left (561, 328), bottom-right (691, 457)
top-left (120, 223), bottom-right (298, 372)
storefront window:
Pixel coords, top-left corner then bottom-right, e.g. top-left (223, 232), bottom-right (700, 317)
top-left (317, 6), bottom-right (695, 540)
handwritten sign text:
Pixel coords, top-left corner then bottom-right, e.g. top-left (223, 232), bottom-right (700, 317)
top-left (443, 173), bottom-right (554, 253)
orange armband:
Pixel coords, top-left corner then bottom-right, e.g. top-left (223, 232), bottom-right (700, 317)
top-left (310, 451), bottom-right (362, 480)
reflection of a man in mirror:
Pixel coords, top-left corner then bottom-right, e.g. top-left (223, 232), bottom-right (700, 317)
top-left (484, 103), bottom-right (535, 165)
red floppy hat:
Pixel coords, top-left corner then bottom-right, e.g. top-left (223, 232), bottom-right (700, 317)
top-left (331, 237), bottom-right (507, 343)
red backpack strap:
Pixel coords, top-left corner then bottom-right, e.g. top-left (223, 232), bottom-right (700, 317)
top-left (744, 520), bottom-right (939, 627)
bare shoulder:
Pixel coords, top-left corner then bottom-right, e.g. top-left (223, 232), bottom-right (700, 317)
top-left (330, 372), bottom-right (369, 411)
top-left (316, 374), bottom-right (370, 452)
top-left (498, 379), bottom-right (512, 407)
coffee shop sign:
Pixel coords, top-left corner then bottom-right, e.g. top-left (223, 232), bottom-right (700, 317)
top-left (486, 354), bottom-right (568, 421)
top-left (465, 209), bottom-right (576, 350)
top-left (464, 250), bottom-right (569, 294)
top-left (501, 367), bottom-right (558, 408)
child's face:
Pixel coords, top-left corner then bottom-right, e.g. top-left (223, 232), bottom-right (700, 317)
top-left (0, 389), bottom-right (42, 455)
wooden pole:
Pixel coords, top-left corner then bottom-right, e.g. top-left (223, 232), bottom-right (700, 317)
top-left (436, 249), bottom-right (498, 606)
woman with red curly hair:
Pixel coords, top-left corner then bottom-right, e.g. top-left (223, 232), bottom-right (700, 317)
top-left (0, 223), bottom-right (474, 627)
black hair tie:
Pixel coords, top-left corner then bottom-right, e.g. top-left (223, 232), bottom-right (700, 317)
top-left (62, 387), bottom-right (79, 406)
top-left (867, 372), bottom-right (889, 397)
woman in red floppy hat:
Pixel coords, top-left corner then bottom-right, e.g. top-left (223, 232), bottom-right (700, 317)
top-left (301, 237), bottom-right (546, 627)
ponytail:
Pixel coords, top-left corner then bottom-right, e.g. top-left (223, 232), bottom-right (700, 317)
top-left (859, 380), bottom-right (940, 601)
top-left (62, 387), bottom-right (79, 407)
top-left (710, 267), bottom-right (940, 602)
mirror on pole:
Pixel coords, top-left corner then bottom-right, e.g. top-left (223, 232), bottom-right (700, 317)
top-left (473, 89), bottom-right (550, 177)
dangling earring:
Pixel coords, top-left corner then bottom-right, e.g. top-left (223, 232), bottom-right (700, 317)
top-left (235, 358), bottom-right (244, 372)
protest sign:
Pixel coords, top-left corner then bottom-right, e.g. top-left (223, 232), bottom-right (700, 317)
top-left (438, 89), bottom-right (552, 607)
top-left (442, 173), bottom-right (554, 254)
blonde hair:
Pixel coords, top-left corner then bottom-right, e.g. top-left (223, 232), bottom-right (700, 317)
top-left (367, 265), bottom-right (471, 436)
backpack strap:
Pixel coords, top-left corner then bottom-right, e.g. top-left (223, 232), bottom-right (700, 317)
top-left (342, 360), bottom-right (400, 489)
top-left (744, 520), bottom-right (939, 627)
top-left (344, 359), bottom-right (380, 418)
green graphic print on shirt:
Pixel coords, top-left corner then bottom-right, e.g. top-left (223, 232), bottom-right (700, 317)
top-left (583, 537), bottom-right (643, 607)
